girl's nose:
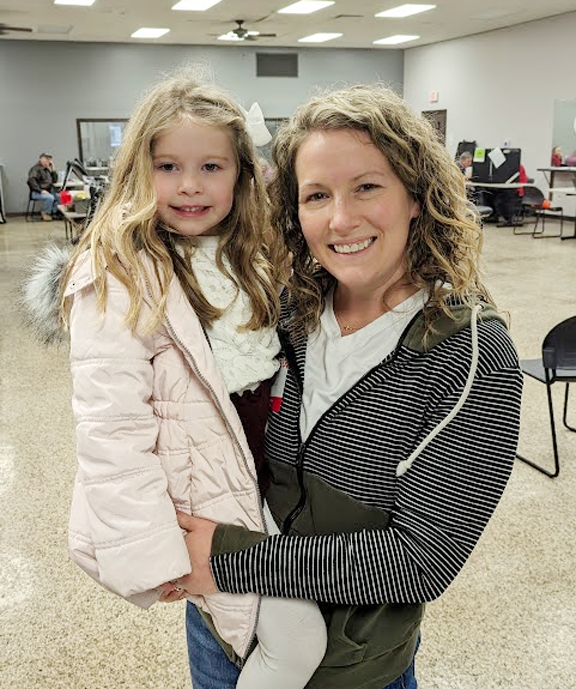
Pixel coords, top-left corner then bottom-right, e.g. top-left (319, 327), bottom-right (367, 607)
top-left (178, 172), bottom-right (203, 194)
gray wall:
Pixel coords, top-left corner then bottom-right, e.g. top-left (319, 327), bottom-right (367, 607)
top-left (0, 40), bottom-right (403, 214)
top-left (403, 11), bottom-right (576, 214)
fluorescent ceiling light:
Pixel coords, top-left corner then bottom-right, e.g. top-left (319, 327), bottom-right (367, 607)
top-left (298, 32), bottom-right (342, 43)
top-left (54, 0), bottom-right (96, 6)
top-left (372, 34), bottom-right (420, 45)
top-left (279, 1), bottom-right (334, 14)
top-left (375, 4), bottom-right (435, 18)
top-left (218, 31), bottom-right (259, 41)
top-left (131, 28), bottom-right (170, 38)
top-left (172, 0), bottom-right (222, 10)
top-left (373, 34), bottom-right (419, 44)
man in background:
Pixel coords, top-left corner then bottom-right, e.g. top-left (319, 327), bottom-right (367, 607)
top-left (457, 151), bottom-right (474, 179)
top-left (27, 153), bottom-right (59, 221)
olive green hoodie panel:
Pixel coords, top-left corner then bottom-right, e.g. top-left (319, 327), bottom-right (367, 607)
top-left (403, 303), bottom-right (505, 353)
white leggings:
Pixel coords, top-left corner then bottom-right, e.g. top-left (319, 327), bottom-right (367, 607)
top-left (236, 502), bottom-right (328, 689)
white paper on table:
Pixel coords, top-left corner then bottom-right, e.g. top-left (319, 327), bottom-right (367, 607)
top-left (488, 147), bottom-right (506, 168)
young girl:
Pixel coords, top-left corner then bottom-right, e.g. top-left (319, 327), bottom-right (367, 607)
top-left (58, 69), bottom-right (326, 688)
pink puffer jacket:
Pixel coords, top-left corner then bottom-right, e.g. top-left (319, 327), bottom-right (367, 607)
top-left (65, 252), bottom-right (265, 658)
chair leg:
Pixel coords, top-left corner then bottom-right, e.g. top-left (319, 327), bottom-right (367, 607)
top-left (533, 210), bottom-right (562, 238)
top-left (516, 379), bottom-right (560, 478)
top-left (563, 383), bottom-right (576, 432)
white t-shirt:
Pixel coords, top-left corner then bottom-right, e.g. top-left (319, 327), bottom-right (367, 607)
top-left (300, 289), bottom-right (426, 440)
top-left (191, 235), bottom-right (280, 395)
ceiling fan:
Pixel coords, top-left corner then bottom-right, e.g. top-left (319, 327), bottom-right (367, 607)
top-left (220, 19), bottom-right (277, 41)
top-left (0, 23), bottom-right (33, 35)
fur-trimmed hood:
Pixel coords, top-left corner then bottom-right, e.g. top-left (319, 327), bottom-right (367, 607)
top-left (19, 243), bottom-right (73, 345)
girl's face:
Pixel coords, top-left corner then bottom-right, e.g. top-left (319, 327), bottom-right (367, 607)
top-left (152, 119), bottom-right (238, 237)
top-left (295, 128), bottom-right (420, 302)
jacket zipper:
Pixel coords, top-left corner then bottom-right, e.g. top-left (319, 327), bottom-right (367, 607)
top-left (279, 328), bottom-right (411, 535)
top-left (162, 308), bottom-right (264, 665)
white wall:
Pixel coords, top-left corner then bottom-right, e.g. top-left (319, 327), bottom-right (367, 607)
top-left (0, 41), bottom-right (402, 214)
top-left (403, 11), bottom-right (576, 213)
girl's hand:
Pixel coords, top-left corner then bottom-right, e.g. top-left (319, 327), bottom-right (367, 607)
top-left (174, 512), bottom-right (219, 596)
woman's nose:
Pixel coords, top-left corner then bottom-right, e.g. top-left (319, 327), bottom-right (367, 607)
top-left (328, 196), bottom-right (360, 234)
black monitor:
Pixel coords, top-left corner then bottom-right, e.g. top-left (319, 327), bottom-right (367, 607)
top-left (472, 148), bottom-right (521, 184)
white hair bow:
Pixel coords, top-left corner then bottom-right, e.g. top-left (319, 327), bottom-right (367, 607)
top-left (240, 102), bottom-right (272, 147)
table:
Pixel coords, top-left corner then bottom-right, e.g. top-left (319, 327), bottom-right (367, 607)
top-left (537, 167), bottom-right (576, 199)
top-left (58, 205), bottom-right (87, 241)
top-left (466, 181), bottom-right (528, 226)
top-left (556, 192), bottom-right (576, 241)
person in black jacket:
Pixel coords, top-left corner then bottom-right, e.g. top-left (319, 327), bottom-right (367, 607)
top-left (27, 153), bottom-right (59, 221)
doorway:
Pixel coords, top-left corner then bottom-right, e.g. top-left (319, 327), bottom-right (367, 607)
top-left (422, 109), bottom-right (447, 145)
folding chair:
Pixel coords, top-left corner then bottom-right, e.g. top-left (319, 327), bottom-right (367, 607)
top-left (25, 193), bottom-right (43, 222)
top-left (516, 316), bottom-right (576, 477)
top-left (515, 185), bottom-right (563, 238)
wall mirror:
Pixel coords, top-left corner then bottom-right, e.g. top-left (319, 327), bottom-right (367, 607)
top-left (76, 118), bottom-right (127, 168)
top-left (552, 98), bottom-right (576, 164)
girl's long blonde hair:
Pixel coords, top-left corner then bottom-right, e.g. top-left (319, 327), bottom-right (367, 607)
top-left (269, 83), bottom-right (494, 336)
top-left (61, 66), bottom-right (287, 332)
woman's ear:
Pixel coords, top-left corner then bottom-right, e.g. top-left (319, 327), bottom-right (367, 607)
top-left (411, 199), bottom-right (421, 220)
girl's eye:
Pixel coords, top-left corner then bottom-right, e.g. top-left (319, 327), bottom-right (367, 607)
top-left (204, 163), bottom-right (220, 172)
top-left (157, 163), bottom-right (177, 172)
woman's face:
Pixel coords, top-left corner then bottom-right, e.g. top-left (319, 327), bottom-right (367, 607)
top-left (295, 128), bottom-right (420, 301)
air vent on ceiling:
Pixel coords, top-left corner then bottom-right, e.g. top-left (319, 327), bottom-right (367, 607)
top-left (256, 53), bottom-right (298, 78)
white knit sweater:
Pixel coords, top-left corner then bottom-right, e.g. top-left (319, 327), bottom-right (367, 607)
top-left (191, 236), bottom-right (280, 394)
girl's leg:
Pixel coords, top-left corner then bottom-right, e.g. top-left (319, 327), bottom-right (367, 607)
top-left (236, 501), bottom-right (327, 689)
top-left (186, 601), bottom-right (240, 689)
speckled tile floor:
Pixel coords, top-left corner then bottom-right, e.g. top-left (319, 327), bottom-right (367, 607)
top-left (1, 216), bottom-right (575, 689)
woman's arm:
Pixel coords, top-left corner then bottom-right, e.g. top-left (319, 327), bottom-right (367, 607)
top-left (178, 356), bottom-right (522, 606)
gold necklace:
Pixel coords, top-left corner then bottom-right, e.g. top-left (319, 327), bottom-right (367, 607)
top-left (334, 310), bottom-right (362, 333)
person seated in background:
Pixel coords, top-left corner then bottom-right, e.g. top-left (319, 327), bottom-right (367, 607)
top-left (457, 151), bottom-right (473, 179)
top-left (27, 153), bottom-right (59, 221)
top-left (492, 163), bottom-right (529, 225)
top-left (551, 146), bottom-right (563, 167)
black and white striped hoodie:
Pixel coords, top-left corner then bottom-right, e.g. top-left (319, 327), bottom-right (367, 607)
top-left (210, 301), bottom-right (523, 689)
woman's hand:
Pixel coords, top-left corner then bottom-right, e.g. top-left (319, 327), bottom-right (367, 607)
top-left (156, 581), bottom-right (187, 603)
top-left (174, 512), bottom-right (219, 596)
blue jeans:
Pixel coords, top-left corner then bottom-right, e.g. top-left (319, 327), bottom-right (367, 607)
top-left (186, 602), bottom-right (418, 689)
top-left (31, 190), bottom-right (59, 215)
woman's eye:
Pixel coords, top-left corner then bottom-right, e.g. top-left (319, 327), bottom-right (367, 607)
top-left (358, 183), bottom-right (378, 192)
top-left (303, 192), bottom-right (327, 203)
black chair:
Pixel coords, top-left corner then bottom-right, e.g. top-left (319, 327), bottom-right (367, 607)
top-left (25, 192), bottom-right (42, 222)
top-left (516, 316), bottom-right (576, 478)
top-left (515, 185), bottom-right (563, 238)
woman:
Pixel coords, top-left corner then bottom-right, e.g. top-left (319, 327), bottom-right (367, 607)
top-left (176, 83), bottom-right (523, 689)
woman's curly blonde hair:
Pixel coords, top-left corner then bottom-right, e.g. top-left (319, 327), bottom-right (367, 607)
top-left (268, 83), bottom-right (493, 335)
top-left (61, 66), bottom-right (288, 333)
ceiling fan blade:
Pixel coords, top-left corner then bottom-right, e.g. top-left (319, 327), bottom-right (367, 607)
top-left (0, 24), bottom-right (33, 32)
